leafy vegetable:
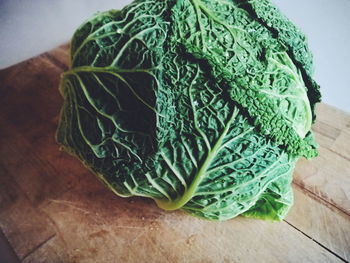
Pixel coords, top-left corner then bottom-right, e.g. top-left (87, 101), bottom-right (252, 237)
top-left (57, 0), bottom-right (320, 221)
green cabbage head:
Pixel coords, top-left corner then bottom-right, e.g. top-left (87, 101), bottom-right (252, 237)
top-left (57, 0), bottom-right (321, 221)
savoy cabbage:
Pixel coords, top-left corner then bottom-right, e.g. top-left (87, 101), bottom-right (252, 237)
top-left (56, 0), bottom-right (321, 221)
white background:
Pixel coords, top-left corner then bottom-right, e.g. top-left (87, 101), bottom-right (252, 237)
top-left (1, 0), bottom-right (349, 113)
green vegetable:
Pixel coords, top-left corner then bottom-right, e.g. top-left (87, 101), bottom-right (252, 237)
top-left (57, 0), bottom-right (320, 221)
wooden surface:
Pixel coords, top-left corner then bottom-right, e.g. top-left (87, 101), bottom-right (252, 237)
top-left (0, 45), bottom-right (349, 263)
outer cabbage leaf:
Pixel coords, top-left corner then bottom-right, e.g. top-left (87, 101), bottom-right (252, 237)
top-left (242, 0), bottom-right (322, 120)
top-left (173, 0), bottom-right (316, 158)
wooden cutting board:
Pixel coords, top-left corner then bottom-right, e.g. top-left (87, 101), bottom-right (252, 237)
top-left (0, 45), bottom-right (349, 263)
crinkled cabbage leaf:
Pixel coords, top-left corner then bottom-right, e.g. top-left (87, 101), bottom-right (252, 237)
top-left (56, 0), bottom-right (320, 221)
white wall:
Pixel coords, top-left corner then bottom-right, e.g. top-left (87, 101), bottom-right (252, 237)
top-left (1, 0), bottom-right (349, 112)
top-left (0, 0), bottom-right (133, 68)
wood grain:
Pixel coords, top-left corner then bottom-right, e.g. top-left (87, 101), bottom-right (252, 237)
top-left (41, 172), bottom-right (342, 263)
top-left (0, 45), bottom-right (349, 262)
top-left (313, 131), bottom-right (335, 150)
top-left (285, 186), bottom-right (350, 261)
top-left (0, 53), bottom-right (86, 208)
top-left (42, 44), bottom-right (70, 71)
top-left (294, 146), bottom-right (350, 216)
top-left (316, 103), bottom-right (350, 131)
top-left (21, 236), bottom-right (69, 263)
top-left (0, 166), bottom-right (55, 260)
top-left (331, 128), bottom-right (350, 160)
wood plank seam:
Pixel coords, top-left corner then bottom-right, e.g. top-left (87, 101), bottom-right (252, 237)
top-left (313, 121), bottom-right (341, 140)
top-left (327, 147), bottom-right (350, 162)
top-left (36, 203), bottom-right (69, 247)
top-left (292, 181), bottom-right (350, 217)
top-left (283, 220), bottom-right (348, 263)
top-left (20, 234), bottom-right (56, 262)
top-left (43, 53), bottom-right (69, 71)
